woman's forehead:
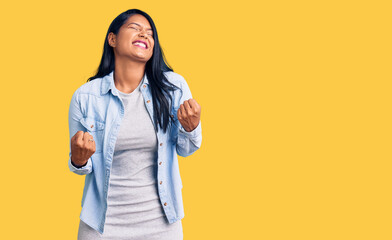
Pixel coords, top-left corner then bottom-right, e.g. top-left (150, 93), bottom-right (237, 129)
top-left (126, 14), bottom-right (151, 29)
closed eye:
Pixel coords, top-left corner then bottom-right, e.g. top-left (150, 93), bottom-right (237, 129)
top-left (129, 25), bottom-right (153, 36)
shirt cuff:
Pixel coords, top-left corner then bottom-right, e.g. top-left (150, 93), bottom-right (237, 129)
top-left (68, 157), bottom-right (92, 174)
top-left (179, 120), bottom-right (202, 139)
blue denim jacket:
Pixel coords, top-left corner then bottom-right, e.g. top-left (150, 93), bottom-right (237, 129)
top-left (67, 70), bottom-right (202, 234)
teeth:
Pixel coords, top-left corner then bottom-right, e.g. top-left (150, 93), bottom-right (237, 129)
top-left (133, 42), bottom-right (146, 48)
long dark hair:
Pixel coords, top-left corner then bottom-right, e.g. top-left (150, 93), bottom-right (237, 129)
top-left (87, 9), bottom-right (180, 133)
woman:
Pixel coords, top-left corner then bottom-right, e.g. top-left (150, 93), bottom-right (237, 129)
top-left (67, 9), bottom-right (202, 240)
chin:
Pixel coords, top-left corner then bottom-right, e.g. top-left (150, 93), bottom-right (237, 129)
top-left (133, 54), bottom-right (152, 62)
top-left (132, 57), bottom-right (150, 64)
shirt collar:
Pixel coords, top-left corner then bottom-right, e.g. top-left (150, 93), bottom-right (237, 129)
top-left (100, 70), bottom-right (149, 96)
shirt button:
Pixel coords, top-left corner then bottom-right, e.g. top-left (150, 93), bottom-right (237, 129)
top-left (170, 115), bottom-right (174, 118)
top-left (159, 162), bottom-right (162, 165)
top-left (164, 202), bottom-right (167, 206)
top-left (160, 143), bottom-right (163, 146)
top-left (160, 181), bottom-right (162, 185)
top-left (143, 85), bottom-right (146, 88)
top-left (90, 125), bottom-right (94, 128)
top-left (147, 100), bottom-right (151, 103)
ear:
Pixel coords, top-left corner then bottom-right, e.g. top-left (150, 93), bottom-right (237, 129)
top-left (108, 32), bottom-right (116, 47)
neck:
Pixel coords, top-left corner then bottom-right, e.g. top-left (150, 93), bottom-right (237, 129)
top-left (113, 59), bottom-right (146, 93)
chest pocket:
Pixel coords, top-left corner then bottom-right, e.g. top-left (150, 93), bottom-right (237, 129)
top-left (79, 117), bottom-right (105, 153)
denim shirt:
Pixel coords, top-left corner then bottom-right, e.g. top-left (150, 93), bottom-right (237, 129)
top-left (67, 70), bottom-right (202, 234)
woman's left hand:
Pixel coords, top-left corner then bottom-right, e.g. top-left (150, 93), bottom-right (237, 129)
top-left (177, 98), bottom-right (201, 132)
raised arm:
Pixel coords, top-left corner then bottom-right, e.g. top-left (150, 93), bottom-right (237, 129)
top-left (175, 77), bottom-right (202, 157)
top-left (67, 88), bottom-right (94, 175)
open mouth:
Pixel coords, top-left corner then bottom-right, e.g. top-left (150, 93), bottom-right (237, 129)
top-left (132, 40), bottom-right (147, 49)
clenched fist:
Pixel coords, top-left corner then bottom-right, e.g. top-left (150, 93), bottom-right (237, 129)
top-left (70, 131), bottom-right (96, 167)
top-left (177, 98), bottom-right (201, 132)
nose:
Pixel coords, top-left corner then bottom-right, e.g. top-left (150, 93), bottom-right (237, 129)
top-left (138, 31), bottom-right (148, 38)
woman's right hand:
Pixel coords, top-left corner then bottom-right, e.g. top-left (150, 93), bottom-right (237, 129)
top-left (70, 131), bottom-right (96, 167)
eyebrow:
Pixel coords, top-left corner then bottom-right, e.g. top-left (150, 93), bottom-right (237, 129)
top-left (127, 22), bottom-right (152, 31)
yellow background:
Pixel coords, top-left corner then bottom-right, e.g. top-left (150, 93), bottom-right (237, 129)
top-left (0, 0), bottom-right (391, 239)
